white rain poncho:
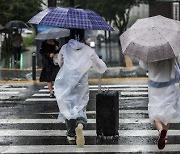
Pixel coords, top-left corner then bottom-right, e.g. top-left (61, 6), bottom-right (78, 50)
top-left (54, 39), bottom-right (107, 122)
top-left (139, 59), bottom-right (180, 125)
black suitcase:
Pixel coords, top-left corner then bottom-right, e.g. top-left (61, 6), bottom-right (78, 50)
top-left (96, 90), bottom-right (119, 137)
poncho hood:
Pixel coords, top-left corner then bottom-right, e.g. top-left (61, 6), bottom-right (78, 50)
top-left (68, 39), bottom-right (85, 50)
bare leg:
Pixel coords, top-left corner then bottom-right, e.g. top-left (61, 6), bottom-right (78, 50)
top-left (47, 82), bottom-right (53, 94)
top-left (154, 121), bottom-right (170, 131)
top-left (154, 120), bottom-right (169, 150)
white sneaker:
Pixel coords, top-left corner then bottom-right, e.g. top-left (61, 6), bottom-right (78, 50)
top-left (75, 124), bottom-right (85, 147)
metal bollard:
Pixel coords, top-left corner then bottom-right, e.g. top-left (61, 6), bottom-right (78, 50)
top-left (32, 52), bottom-right (36, 80)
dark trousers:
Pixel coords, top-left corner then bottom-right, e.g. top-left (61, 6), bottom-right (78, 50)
top-left (13, 46), bottom-right (21, 61)
top-left (65, 117), bottom-right (87, 137)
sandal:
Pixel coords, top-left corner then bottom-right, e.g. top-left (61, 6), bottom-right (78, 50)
top-left (158, 129), bottom-right (167, 150)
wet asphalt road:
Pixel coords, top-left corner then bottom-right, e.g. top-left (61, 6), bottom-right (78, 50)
top-left (0, 79), bottom-right (180, 153)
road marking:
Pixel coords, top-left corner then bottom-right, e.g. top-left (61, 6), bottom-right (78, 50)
top-left (89, 84), bottom-right (148, 88)
top-left (25, 98), bottom-right (56, 102)
top-left (121, 92), bottom-right (148, 96)
top-left (0, 129), bottom-right (179, 137)
top-left (89, 88), bottom-right (148, 91)
top-left (32, 94), bottom-right (50, 97)
top-left (44, 84), bottom-right (148, 89)
top-left (120, 97), bottom-right (148, 99)
top-left (0, 144), bottom-right (180, 153)
top-left (34, 110), bottom-right (148, 115)
top-left (0, 91), bottom-right (19, 95)
top-left (0, 87), bottom-right (27, 91)
top-left (0, 118), bottom-right (178, 124)
top-left (26, 97), bottom-right (148, 101)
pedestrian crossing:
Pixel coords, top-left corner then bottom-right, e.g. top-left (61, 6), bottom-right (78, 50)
top-left (0, 84), bottom-right (27, 101)
top-left (0, 83), bottom-right (180, 153)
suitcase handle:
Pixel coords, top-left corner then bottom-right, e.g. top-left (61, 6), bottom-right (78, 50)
top-left (98, 74), bottom-right (109, 92)
top-left (98, 74), bottom-right (101, 93)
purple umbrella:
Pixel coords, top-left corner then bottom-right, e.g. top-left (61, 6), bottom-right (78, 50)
top-left (28, 7), bottom-right (113, 31)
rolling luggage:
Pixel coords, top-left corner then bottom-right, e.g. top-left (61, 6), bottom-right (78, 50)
top-left (96, 74), bottom-right (119, 138)
top-left (96, 91), bottom-right (119, 137)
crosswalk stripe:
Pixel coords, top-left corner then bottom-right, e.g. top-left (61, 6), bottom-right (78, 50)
top-left (121, 92), bottom-right (148, 96)
top-left (34, 110), bottom-right (148, 114)
top-left (28, 95), bottom-right (148, 101)
top-left (1, 144), bottom-right (180, 153)
top-left (44, 84), bottom-right (148, 89)
top-left (0, 87), bottom-right (27, 91)
top-left (0, 91), bottom-right (19, 95)
top-left (25, 98), bottom-right (56, 101)
top-left (0, 129), bottom-right (179, 136)
top-left (0, 118), bottom-right (178, 124)
top-left (120, 96), bottom-right (148, 99)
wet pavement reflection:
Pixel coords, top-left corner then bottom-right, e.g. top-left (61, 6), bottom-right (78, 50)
top-left (0, 43), bottom-right (122, 70)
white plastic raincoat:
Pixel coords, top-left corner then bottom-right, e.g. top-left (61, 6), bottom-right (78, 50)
top-left (139, 59), bottom-right (180, 125)
top-left (54, 39), bottom-right (107, 122)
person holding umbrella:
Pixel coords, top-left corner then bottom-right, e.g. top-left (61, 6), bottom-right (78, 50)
top-left (11, 28), bottom-right (23, 63)
top-left (120, 15), bottom-right (180, 150)
top-left (37, 28), bottom-right (70, 98)
top-left (39, 39), bottom-right (60, 98)
top-left (54, 30), bottom-right (107, 147)
top-left (139, 58), bottom-right (180, 150)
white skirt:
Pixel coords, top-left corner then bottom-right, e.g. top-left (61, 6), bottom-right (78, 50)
top-left (148, 84), bottom-right (180, 125)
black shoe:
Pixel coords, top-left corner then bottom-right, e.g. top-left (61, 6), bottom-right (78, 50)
top-left (50, 93), bottom-right (55, 98)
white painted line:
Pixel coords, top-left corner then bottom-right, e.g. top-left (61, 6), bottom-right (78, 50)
top-left (39, 89), bottom-right (52, 92)
top-left (120, 97), bottom-right (148, 100)
top-left (25, 98), bottom-right (56, 102)
top-left (0, 118), bottom-right (178, 124)
top-left (121, 92), bottom-right (148, 96)
top-left (34, 110), bottom-right (147, 115)
top-left (33, 94), bottom-right (50, 97)
top-left (0, 96), bottom-right (10, 99)
top-left (89, 88), bottom-right (147, 91)
top-left (0, 88), bottom-right (27, 91)
top-left (40, 89), bottom-right (148, 92)
top-left (0, 129), bottom-right (179, 137)
top-left (35, 111), bottom-right (96, 115)
top-left (44, 84), bottom-right (148, 89)
top-left (89, 84), bottom-right (148, 88)
top-left (0, 91), bottom-right (19, 95)
top-left (120, 110), bottom-right (148, 114)
top-left (0, 145), bottom-right (180, 153)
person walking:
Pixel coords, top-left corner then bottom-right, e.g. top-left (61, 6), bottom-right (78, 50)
top-left (11, 28), bottom-right (23, 63)
top-left (139, 58), bottom-right (180, 150)
top-left (39, 39), bottom-right (60, 98)
top-left (54, 39), bottom-right (107, 147)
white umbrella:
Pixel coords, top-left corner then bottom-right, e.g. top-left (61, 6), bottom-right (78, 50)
top-left (120, 15), bottom-right (180, 63)
top-left (35, 28), bottom-right (70, 40)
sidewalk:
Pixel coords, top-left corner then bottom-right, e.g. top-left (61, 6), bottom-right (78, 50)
top-left (0, 66), bottom-right (147, 83)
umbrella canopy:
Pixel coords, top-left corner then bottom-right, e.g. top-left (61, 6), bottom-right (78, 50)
top-left (28, 7), bottom-right (113, 31)
top-left (4, 20), bottom-right (29, 29)
top-left (35, 28), bottom-right (70, 40)
top-left (120, 15), bottom-right (180, 63)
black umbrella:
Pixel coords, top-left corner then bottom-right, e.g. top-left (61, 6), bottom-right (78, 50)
top-left (4, 20), bottom-right (29, 29)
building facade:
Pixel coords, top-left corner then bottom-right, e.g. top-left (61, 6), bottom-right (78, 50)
top-left (149, 0), bottom-right (180, 20)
